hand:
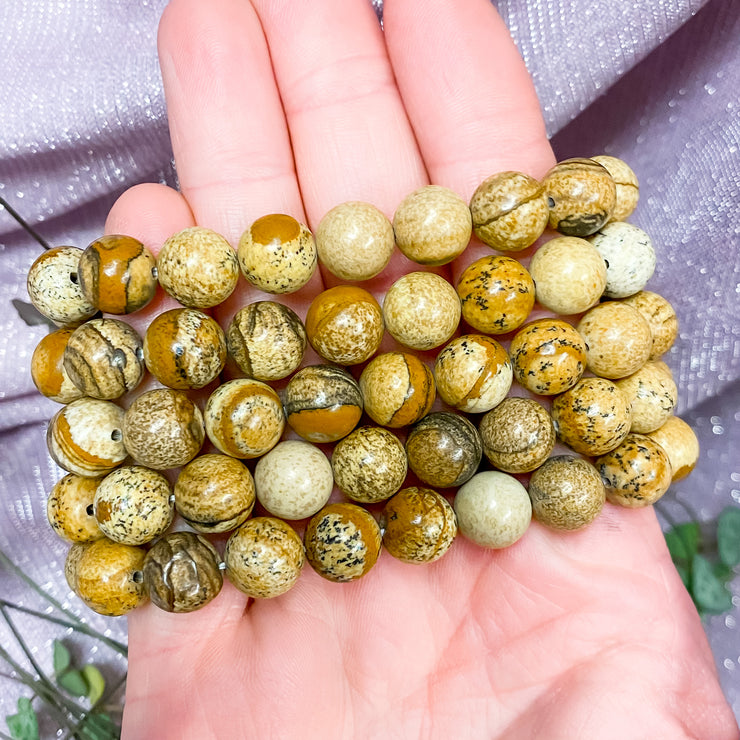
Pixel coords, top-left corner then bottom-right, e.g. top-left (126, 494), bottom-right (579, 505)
top-left (106, 0), bottom-right (737, 737)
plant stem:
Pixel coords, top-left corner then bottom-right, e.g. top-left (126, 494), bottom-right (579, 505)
top-left (0, 195), bottom-right (51, 249)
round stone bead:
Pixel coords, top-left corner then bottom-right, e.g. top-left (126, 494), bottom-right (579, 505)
top-left (227, 301), bottom-right (306, 381)
top-left (78, 234), bottom-right (157, 314)
top-left (508, 318), bottom-right (587, 395)
top-left (469, 171), bottom-right (549, 252)
top-left (621, 290), bottom-right (678, 360)
top-left (528, 455), bottom-right (605, 531)
top-left (93, 466), bottom-right (174, 546)
top-left (577, 301), bottom-right (652, 379)
top-left (174, 454), bottom-right (255, 533)
top-left (143, 532), bottom-right (223, 613)
top-left (64, 544), bottom-right (86, 592)
top-left (543, 158), bottom-right (616, 236)
top-left (225, 517), bottom-right (304, 598)
top-left (26, 246), bottom-right (98, 327)
top-left (454, 471), bottom-right (531, 549)
top-left (31, 328), bottom-right (84, 404)
top-left (383, 272), bottom-right (461, 350)
top-left (615, 361), bottom-right (678, 434)
top-left (380, 487), bottom-right (457, 564)
top-left (144, 308), bottom-right (226, 390)
top-left (123, 389), bottom-right (205, 469)
top-left (254, 440), bottom-right (333, 520)
top-left (305, 286), bottom-right (384, 365)
top-left (456, 255), bottom-right (535, 334)
top-left (479, 397), bottom-right (555, 473)
top-left (64, 318), bottom-right (145, 400)
top-left (331, 426), bottom-right (408, 503)
top-left (359, 352), bottom-right (435, 428)
top-left (405, 412), bottom-right (482, 488)
top-left (283, 365), bottom-right (363, 443)
top-left (304, 503), bottom-right (382, 583)
top-left (393, 185), bottom-right (472, 265)
top-left (315, 201), bottom-right (395, 281)
top-left (646, 416), bottom-right (700, 482)
top-left (591, 155), bottom-right (639, 222)
top-left (551, 377), bottom-right (632, 456)
top-left (528, 236), bottom-right (607, 315)
top-left (47, 474), bottom-right (104, 544)
top-left (205, 379), bottom-right (284, 459)
top-left (238, 214), bottom-right (317, 294)
top-left (47, 398), bottom-right (127, 477)
top-left (434, 335), bottom-right (512, 414)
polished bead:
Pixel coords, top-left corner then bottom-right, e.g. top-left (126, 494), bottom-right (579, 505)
top-left (591, 155), bottom-right (639, 222)
top-left (615, 361), bottom-right (678, 433)
top-left (31, 328), bottom-right (84, 404)
top-left (589, 222), bottom-right (655, 298)
top-left (621, 290), bottom-right (678, 360)
top-left (47, 474), bottom-right (104, 543)
top-left (64, 543), bottom-right (86, 592)
top-left (646, 416), bottom-right (700, 483)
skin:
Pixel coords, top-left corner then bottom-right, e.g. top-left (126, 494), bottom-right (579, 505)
top-left (104, 0), bottom-right (738, 737)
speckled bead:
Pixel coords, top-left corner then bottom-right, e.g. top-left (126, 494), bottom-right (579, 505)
top-left (331, 426), bottom-right (408, 503)
top-left (254, 440), bottom-right (333, 520)
top-left (78, 234), bottom-right (157, 314)
top-left (380, 487), bottom-right (457, 563)
top-left (528, 455), bottom-right (605, 530)
top-left (646, 416), bottom-right (700, 482)
top-left (456, 255), bottom-right (535, 334)
top-left (143, 532), bottom-right (223, 613)
top-left (479, 397), bottom-right (555, 473)
top-left (47, 474), bottom-right (104, 543)
top-left (405, 412), bottom-right (482, 488)
top-left (508, 319), bottom-right (587, 395)
top-left (434, 334), bottom-right (512, 413)
top-left (591, 155), bottom-right (639, 222)
top-left (283, 365), bottom-right (363, 443)
top-left (31, 328), bottom-right (85, 404)
top-left (577, 301), bottom-right (652, 379)
top-left (316, 201), bottom-right (395, 281)
top-left (621, 290), bottom-right (678, 360)
top-left (26, 246), bottom-right (98, 327)
top-left (304, 503), bottom-right (382, 583)
top-left (123, 388), bottom-right (205, 469)
top-left (238, 214), bottom-right (317, 294)
top-left (528, 237), bottom-right (607, 315)
top-left (174, 453), bottom-right (255, 533)
top-left (359, 352), bottom-right (435, 428)
top-left (227, 301), bottom-right (306, 381)
top-left (454, 471), bottom-right (531, 548)
top-left (64, 318), bottom-right (145, 399)
top-left (64, 543), bottom-right (86, 592)
top-left (205, 379), bottom-right (284, 458)
top-left (469, 171), bottom-right (549, 252)
top-left (47, 398), bottom-right (127, 477)
top-left (551, 377), bottom-right (632, 456)
top-left (144, 308), bottom-right (226, 390)
top-left (225, 517), bottom-right (304, 598)
top-left (615, 361), bottom-right (678, 433)
top-left (383, 272), bottom-right (461, 350)
top-left (305, 286), bottom-right (384, 365)
top-left (543, 158), bottom-right (616, 236)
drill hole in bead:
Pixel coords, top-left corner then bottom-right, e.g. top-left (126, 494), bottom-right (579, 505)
top-left (111, 348), bottom-right (127, 368)
top-left (111, 429), bottom-right (122, 441)
top-left (151, 266), bottom-right (158, 279)
top-left (86, 504), bottom-right (94, 517)
top-left (132, 570), bottom-right (143, 584)
top-left (69, 272), bottom-right (78, 284)
top-left (547, 197), bottom-right (555, 208)
top-left (135, 347), bottom-right (144, 362)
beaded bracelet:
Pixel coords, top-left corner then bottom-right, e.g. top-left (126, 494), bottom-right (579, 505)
top-left (27, 156), bottom-right (700, 617)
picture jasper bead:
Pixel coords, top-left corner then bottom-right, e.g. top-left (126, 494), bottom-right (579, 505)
top-left (31, 328), bottom-right (84, 404)
top-left (405, 412), bottom-right (482, 488)
top-left (479, 397), bottom-right (555, 473)
top-left (380, 487), bottom-right (457, 564)
top-left (238, 214), bottom-right (317, 294)
top-left (78, 234), bottom-right (157, 314)
top-left (64, 544), bottom-right (86, 592)
top-left (615, 361), bottom-right (677, 433)
top-left (304, 503), bottom-right (382, 583)
top-left (227, 301), bottom-right (306, 381)
top-left (589, 222), bottom-right (655, 298)
top-left (646, 416), bottom-right (700, 482)
top-left (143, 308), bottom-right (226, 390)
top-left (283, 365), bottom-right (363, 443)
top-left (225, 517), bottom-right (304, 599)
top-left (591, 155), bottom-right (639, 222)
top-left (621, 290), bottom-right (678, 360)
top-left (469, 171), bottom-right (549, 252)
top-left (47, 474), bottom-right (104, 544)
top-left (143, 532), bottom-right (223, 613)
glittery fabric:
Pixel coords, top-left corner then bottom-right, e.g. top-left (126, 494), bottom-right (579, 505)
top-left (1, 0), bottom-right (739, 726)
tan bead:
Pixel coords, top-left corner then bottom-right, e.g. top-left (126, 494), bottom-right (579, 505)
top-left (383, 272), bottom-right (461, 350)
top-left (577, 301), bottom-right (652, 379)
top-left (646, 416), bottom-right (700, 482)
top-left (238, 214), bottom-right (316, 294)
top-left (615, 361), bottom-right (678, 433)
top-left (591, 155), bottom-right (639, 222)
top-left (469, 171), bottom-right (549, 252)
top-left (64, 543), bottom-right (86, 591)
top-left (529, 236), bottom-right (607, 315)
top-left (456, 255), bottom-right (535, 334)
top-left (123, 389), bottom-right (204, 469)
top-left (157, 226), bottom-right (239, 308)
top-left (47, 474), bottom-right (104, 543)
top-left (174, 454), bottom-right (255, 533)
top-left (621, 290), bottom-right (678, 360)
top-left (31, 328), bottom-right (85, 404)
top-left (315, 201), bottom-right (395, 281)
top-left (552, 377), bottom-right (632, 456)
top-left (434, 334), bottom-right (512, 414)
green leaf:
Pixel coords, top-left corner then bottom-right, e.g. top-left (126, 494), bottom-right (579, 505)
top-left (57, 668), bottom-right (89, 697)
top-left (717, 506), bottom-right (740, 567)
top-left (80, 712), bottom-right (119, 740)
top-left (664, 522), bottom-right (700, 563)
top-left (82, 664), bottom-right (106, 706)
top-left (52, 639), bottom-right (71, 677)
top-left (6, 697), bottom-right (39, 740)
top-left (713, 561), bottom-right (733, 582)
top-left (691, 553), bottom-right (734, 614)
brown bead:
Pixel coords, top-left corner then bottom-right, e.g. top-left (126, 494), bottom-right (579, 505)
top-left (47, 474), bottom-right (104, 544)
top-left (591, 155), bottom-right (639, 222)
top-left (64, 543), bottom-right (86, 591)
top-left (615, 361), bottom-right (678, 433)
top-left (31, 328), bottom-right (85, 404)
top-left (646, 416), bottom-right (700, 482)
top-left (621, 290), bottom-right (678, 360)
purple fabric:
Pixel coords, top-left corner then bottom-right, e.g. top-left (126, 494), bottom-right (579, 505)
top-left (1, 0), bottom-right (738, 728)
